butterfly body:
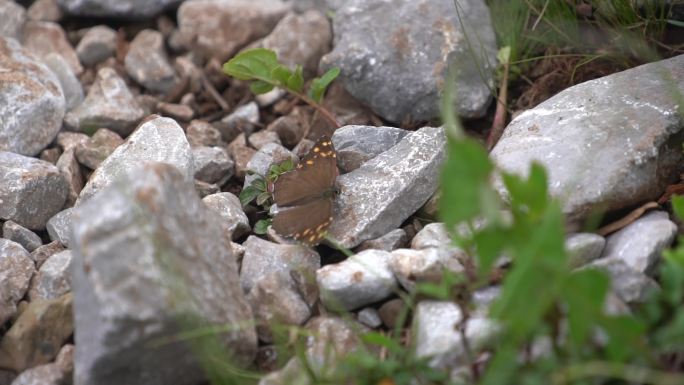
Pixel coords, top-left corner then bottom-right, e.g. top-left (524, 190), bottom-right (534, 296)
top-left (271, 136), bottom-right (338, 245)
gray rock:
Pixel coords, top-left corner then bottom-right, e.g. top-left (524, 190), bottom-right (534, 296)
top-left (255, 88), bottom-right (285, 107)
top-left (357, 307), bottom-right (382, 329)
top-left (258, 316), bottom-right (364, 385)
top-left (77, 116), bottom-right (193, 204)
top-left (0, 37), bottom-right (65, 156)
top-left (42, 53), bottom-right (83, 111)
top-left (566, 233), bottom-right (606, 268)
top-left (321, 0), bottom-right (496, 123)
top-left (600, 211), bottom-right (677, 275)
top-left (249, 130), bottom-right (281, 150)
top-left (0, 152), bottom-right (68, 230)
top-left (390, 248), bottom-right (464, 292)
top-left (177, 0), bottom-right (290, 61)
top-left (0, 1), bottom-right (26, 39)
top-left (125, 29), bottom-right (178, 94)
top-left (202, 192), bottom-right (252, 240)
top-left (30, 241), bottom-right (65, 270)
top-left (0, 239), bottom-right (35, 326)
top-left (2, 221), bottom-right (42, 253)
top-left (219, 102), bottom-right (260, 142)
top-left (56, 0), bottom-right (184, 18)
top-left (413, 301), bottom-right (498, 368)
top-left (39, 147), bottom-right (61, 165)
top-left (27, 250), bottom-right (73, 300)
top-left (27, 0), bottom-right (63, 22)
top-left (21, 21), bottom-right (82, 75)
top-left (9, 344), bottom-right (73, 385)
top-left (587, 258), bottom-right (659, 304)
top-left (331, 125), bottom-right (410, 172)
top-left (247, 271), bottom-right (312, 343)
top-left (202, 192), bottom-right (250, 240)
top-left (0, 294), bottom-right (73, 373)
top-left (46, 208), bottom-right (73, 248)
top-left (71, 163), bottom-right (257, 385)
top-left (192, 146), bottom-right (234, 184)
top-left (356, 228), bottom-right (407, 252)
top-left (56, 131), bottom-right (89, 152)
top-left (240, 236), bottom-right (320, 294)
top-left (64, 67), bottom-right (146, 136)
top-left (56, 148), bottom-right (84, 207)
top-left (260, 10), bottom-right (331, 77)
top-left (74, 128), bottom-right (123, 170)
top-left (194, 180), bottom-right (220, 198)
top-left (491, 55), bottom-right (684, 222)
top-left (266, 107), bottom-right (309, 148)
top-left (411, 222), bottom-right (453, 249)
top-left (243, 142), bottom-right (297, 189)
top-left (186, 120), bottom-right (224, 148)
top-left (328, 126), bottom-right (446, 248)
top-left (157, 102), bottom-right (194, 121)
top-left (75, 25), bottom-right (117, 67)
top-left (316, 249), bottom-right (397, 311)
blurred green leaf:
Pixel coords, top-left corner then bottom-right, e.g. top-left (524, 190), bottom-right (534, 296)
top-left (360, 332), bottom-right (403, 355)
top-left (671, 195), bottom-right (684, 220)
top-left (239, 185), bottom-right (261, 206)
top-left (256, 191), bottom-right (272, 206)
top-left (272, 65), bottom-right (293, 84)
top-left (249, 80), bottom-right (274, 95)
top-left (563, 269), bottom-right (609, 348)
top-left (254, 219), bottom-right (271, 234)
top-left (287, 65), bottom-right (305, 93)
top-left (223, 48), bottom-right (279, 80)
top-left (309, 67), bottom-right (340, 102)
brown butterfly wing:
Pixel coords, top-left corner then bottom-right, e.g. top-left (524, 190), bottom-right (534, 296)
top-left (271, 199), bottom-right (333, 245)
top-left (273, 136), bottom-right (338, 207)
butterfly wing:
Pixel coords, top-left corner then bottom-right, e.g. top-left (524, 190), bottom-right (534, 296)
top-left (273, 136), bottom-right (338, 207)
top-left (272, 198), bottom-right (333, 245)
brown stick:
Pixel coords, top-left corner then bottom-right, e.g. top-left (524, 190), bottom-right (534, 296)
top-left (597, 201), bottom-right (660, 236)
top-left (486, 61), bottom-right (510, 151)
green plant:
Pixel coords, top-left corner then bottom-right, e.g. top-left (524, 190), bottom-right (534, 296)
top-left (239, 158), bottom-right (294, 234)
top-left (223, 48), bottom-right (341, 128)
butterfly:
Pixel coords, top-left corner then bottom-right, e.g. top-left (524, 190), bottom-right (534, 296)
top-left (271, 136), bottom-right (339, 245)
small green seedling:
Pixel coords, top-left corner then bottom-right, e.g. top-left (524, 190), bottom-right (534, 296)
top-left (223, 48), bottom-right (341, 128)
top-left (239, 158), bottom-right (295, 234)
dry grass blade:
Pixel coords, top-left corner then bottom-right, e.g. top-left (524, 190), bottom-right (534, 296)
top-left (597, 201), bottom-right (660, 236)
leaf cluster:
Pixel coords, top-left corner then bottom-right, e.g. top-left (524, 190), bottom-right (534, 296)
top-left (223, 48), bottom-right (340, 103)
top-left (239, 159), bottom-right (295, 234)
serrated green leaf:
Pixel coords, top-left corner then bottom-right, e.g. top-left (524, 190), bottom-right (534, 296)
top-left (256, 191), bottom-right (272, 206)
top-left (239, 186), bottom-right (261, 206)
top-left (309, 67), bottom-right (340, 102)
top-left (223, 48), bottom-right (279, 80)
top-left (286, 65), bottom-right (304, 93)
top-left (254, 219), bottom-right (271, 234)
top-left (250, 80), bottom-right (274, 95)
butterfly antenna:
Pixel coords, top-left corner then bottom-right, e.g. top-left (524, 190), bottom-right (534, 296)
top-left (323, 235), bottom-right (353, 258)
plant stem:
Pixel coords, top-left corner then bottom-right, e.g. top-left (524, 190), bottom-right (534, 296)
top-left (552, 361), bottom-right (684, 385)
top-left (486, 60), bottom-right (510, 151)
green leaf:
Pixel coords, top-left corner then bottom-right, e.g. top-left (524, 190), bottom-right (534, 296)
top-left (271, 65), bottom-right (293, 85)
top-left (223, 48), bottom-right (279, 80)
top-left (502, 162), bottom-right (548, 218)
top-left (439, 137), bottom-right (496, 226)
top-left (239, 186), bottom-right (261, 206)
top-left (254, 219), bottom-right (271, 234)
top-left (286, 65), bottom-right (304, 93)
top-left (251, 177), bottom-right (267, 192)
top-left (473, 225), bottom-right (508, 277)
top-left (563, 269), bottom-right (609, 348)
top-left (309, 67), bottom-right (340, 102)
top-left (672, 195), bottom-right (684, 220)
top-left (360, 332), bottom-right (403, 355)
top-left (256, 191), bottom-right (272, 206)
top-left (497, 46), bottom-right (511, 65)
top-left (279, 158), bottom-right (294, 172)
top-left (249, 80), bottom-right (274, 95)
